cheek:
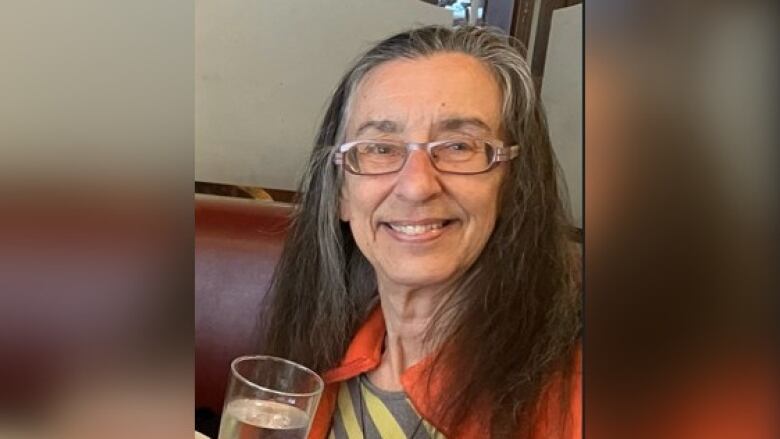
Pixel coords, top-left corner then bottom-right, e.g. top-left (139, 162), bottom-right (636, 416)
top-left (342, 177), bottom-right (395, 221)
top-left (341, 184), bottom-right (382, 240)
top-left (466, 180), bottom-right (503, 240)
top-left (339, 178), bottom-right (369, 223)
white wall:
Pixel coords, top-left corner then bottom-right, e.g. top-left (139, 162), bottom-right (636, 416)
top-left (195, 0), bottom-right (452, 190)
top-left (541, 4), bottom-right (583, 226)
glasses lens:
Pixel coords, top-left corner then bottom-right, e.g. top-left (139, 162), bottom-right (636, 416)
top-left (430, 140), bottom-right (493, 173)
top-left (347, 142), bottom-right (406, 175)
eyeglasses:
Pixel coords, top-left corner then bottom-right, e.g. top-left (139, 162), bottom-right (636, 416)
top-left (332, 138), bottom-right (519, 175)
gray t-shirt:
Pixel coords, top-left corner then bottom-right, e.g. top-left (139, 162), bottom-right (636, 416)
top-left (329, 373), bottom-right (445, 438)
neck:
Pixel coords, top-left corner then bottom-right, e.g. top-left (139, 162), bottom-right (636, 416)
top-left (368, 282), bottom-right (449, 391)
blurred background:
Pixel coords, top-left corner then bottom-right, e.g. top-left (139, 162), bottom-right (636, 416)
top-left (585, 1), bottom-right (778, 438)
top-left (1, 1), bottom-right (194, 438)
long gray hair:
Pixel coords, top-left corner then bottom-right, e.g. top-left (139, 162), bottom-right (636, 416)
top-left (261, 25), bottom-right (580, 437)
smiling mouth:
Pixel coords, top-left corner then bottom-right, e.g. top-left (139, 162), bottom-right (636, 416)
top-left (382, 219), bottom-right (456, 237)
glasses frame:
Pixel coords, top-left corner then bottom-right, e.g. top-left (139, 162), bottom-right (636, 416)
top-left (332, 138), bottom-right (520, 176)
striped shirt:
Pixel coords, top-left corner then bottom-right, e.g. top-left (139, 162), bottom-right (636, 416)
top-left (329, 374), bottom-right (445, 439)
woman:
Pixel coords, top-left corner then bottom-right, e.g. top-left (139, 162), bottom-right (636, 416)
top-left (261, 26), bottom-right (581, 438)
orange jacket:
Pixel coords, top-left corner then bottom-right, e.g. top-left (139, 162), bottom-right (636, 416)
top-left (308, 306), bottom-right (581, 439)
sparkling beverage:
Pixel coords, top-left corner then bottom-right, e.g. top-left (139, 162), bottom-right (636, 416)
top-left (218, 398), bottom-right (310, 439)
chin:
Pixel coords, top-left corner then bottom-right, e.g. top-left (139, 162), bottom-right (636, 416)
top-left (385, 267), bottom-right (460, 290)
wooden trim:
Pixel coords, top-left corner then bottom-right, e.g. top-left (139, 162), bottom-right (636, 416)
top-left (508, 0), bottom-right (583, 88)
top-left (194, 181), bottom-right (298, 203)
top-left (195, 181), bottom-right (256, 199)
top-left (511, 0), bottom-right (536, 51)
top-left (529, 0), bottom-right (582, 88)
top-left (262, 188), bottom-right (297, 203)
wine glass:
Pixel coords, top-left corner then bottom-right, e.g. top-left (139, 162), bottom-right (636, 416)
top-left (217, 355), bottom-right (324, 439)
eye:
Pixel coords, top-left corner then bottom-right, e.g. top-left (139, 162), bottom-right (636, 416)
top-left (447, 141), bottom-right (473, 151)
top-left (374, 144), bottom-right (393, 154)
top-left (439, 140), bottom-right (479, 154)
top-left (360, 142), bottom-right (401, 155)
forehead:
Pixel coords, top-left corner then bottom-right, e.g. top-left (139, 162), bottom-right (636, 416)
top-left (346, 52), bottom-right (503, 137)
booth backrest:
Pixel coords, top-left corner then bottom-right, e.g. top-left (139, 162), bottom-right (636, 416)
top-left (195, 194), bottom-right (293, 420)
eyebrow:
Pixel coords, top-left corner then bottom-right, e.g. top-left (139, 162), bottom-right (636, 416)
top-left (354, 120), bottom-right (401, 137)
top-left (353, 117), bottom-right (492, 138)
top-left (437, 117), bottom-right (492, 133)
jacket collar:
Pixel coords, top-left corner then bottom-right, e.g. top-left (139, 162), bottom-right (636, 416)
top-left (321, 305), bottom-right (385, 384)
top-left (320, 305), bottom-right (486, 437)
top-left (318, 304), bottom-right (581, 438)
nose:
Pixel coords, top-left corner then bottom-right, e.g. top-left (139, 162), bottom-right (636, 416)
top-left (393, 148), bottom-right (443, 202)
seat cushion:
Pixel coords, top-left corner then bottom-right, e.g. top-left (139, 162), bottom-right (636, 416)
top-left (195, 194), bottom-right (293, 414)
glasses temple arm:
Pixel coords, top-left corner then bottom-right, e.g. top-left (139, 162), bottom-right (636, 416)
top-left (495, 144), bottom-right (520, 161)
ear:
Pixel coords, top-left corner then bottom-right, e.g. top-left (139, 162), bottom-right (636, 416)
top-left (338, 184), bottom-right (351, 222)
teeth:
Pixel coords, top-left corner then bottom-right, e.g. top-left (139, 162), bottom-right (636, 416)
top-left (388, 222), bottom-right (444, 235)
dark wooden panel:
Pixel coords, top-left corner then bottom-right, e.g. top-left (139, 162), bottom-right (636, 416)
top-left (263, 188), bottom-right (297, 203)
top-left (511, 0), bottom-right (536, 51)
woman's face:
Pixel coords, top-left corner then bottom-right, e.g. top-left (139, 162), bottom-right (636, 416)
top-left (339, 53), bottom-right (507, 293)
